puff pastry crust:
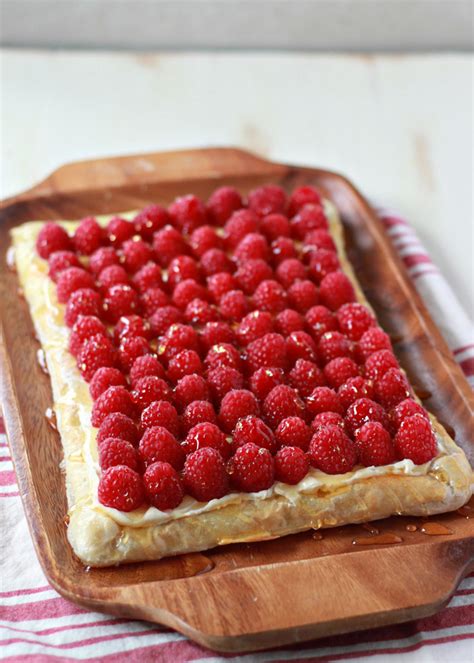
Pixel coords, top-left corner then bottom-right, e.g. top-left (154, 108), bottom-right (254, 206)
top-left (11, 204), bottom-right (473, 567)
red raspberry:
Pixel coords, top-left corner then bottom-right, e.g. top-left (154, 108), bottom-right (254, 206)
top-left (57, 267), bottom-right (95, 304)
top-left (228, 443), bottom-right (274, 492)
top-left (182, 400), bottom-right (217, 433)
top-left (167, 349), bottom-right (203, 383)
top-left (36, 222), bottom-right (71, 259)
top-left (318, 331), bottom-right (352, 364)
top-left (140, 400), bottom-right (180, 436)
top-left (207, 366), bottom-right (244, 403)
top-left (249, 367), bottom-right (285, 401)
top-left (234, 233), bottom-right (270, 264)
top-left (98, 465), bottom-right (144, 511)
top-left (271, 237), bottom-right (298, 264)
top-left (132, 262), bottom-right (163, 293)
top-left (91, 386), bottom-right (135, 427)
top-left (143, 461), bottom-right (184, 510)
top-left (169, 194), bottom-right (208, 233)
top-left (375, 368), bottom-right (411, 408)
top-left (303, 229), bottom-right (335, 252)
top-left (160, 324), bottom-right (200, 361)
top-left (139, 426), bottom-right (184, 470)
top-left (248, 184), bottom-right (286, 217)
top-left (140, 287), bottom-right (169, 317)
top-left (96, 413), bottom-right (139, 447)
top-left (355, 422), bottom-right (395, 466)
top-left (309, 425), bottom-right (357, 474)
top-left (219, 389), bottom-right (260, 432)
top-left (185, 298), bottom-right (219, 325)
top-left (89, 247), bottom-right (119, 276)
top-left (73, 217), bottom-right (103, 255)
top-left (174, 374), bottom-right (210, 408)
top-left (172, 279), bottom-right (208, 310)
top-left (130, 355), bottom-right (166, 386)
top-left (364, 349), bottom-right (399, 381)
top-left (394, 415), bottom-right (437, 464)
top-left (305, 305), bottom-right (338, 341)
top-left (359, 327), bottom-right (393, 360)
top-left (274, 446), bottom-right (309, 484)
top-left (253, 279), bottom-right (288, 314)
top-left (289, 359), bottom-right (325, 397)
top-left (153, 226), bottom-right (188, 267)
top-left (275, 416), bottom-right (311, 451)
top-left (286, 331), bottom-right (318, 364)
top-left (78, 334), bottom-right (116, 381)
top-left (132, 376), bottom-right (172, 410)
top-left (236, 311), bottom-right (273, 346)
top-left (223, 209), bottom-right (259, 249)
top-left (48, 250), bottom-right (80, 281)
top-left (121, 239), bottom-right (154, 274)
top-left (207, 186), bottom-right (242, 225)
top-left (190, 225), bottom-right (223, 258)
top-left (64, 288), bottom-right (102, 327)
top-left (97, 265), bottom-right (129, 292)
top-left (235, 259), bottom-right (273, 295)
top-left (276, 258), bottom-right (306, 288)
top-left (389, 398), bottom-right (429, 433)
top-left (262, 385), bottom-right (306, 429)
top-left (311, 411), bottom-right (346, 432)
top-left (308, 248), bottom-right (340, 283)
top-left (319, 272), bottom-right (355, 311)
top-left (291, 204), bottom-right (328, 239)
top-left (345, 397), bottom-right (387, 436)
top-left (288, 185), bottom-right (322, 217)
top-left (200, 321), bottom-right (235, 350)
top-left (338, 376), bottom-right (374, 411)
top-left (273, 309), bottom-right (304, 336)
top-left (149, 306), bottom-right (183, 336)
top-left (205, 343), bottom-right (242, 372)
top-left (306, 386), bottom-right (343, 417)
top-left (133, 205), bottom-right (168, 240)
top-left (103, 284), bottom-right (140, 323)
top-left (207, 272), bottom-right (238, 302)
top-left (260, 213), bottom-right (291, 241)
top-left (168, 255), bottom-right (201, 290)
top-left (114, 315), bottom-right (152, 344)
top-left (324, 357), bottom-right (359, 389)
top-left (119, 336), bottom-right (151, 372)
top-left (219, 290), bottom-right (249, 322)
top-left (184, 422), bottom-right (232, 459)
top-left (183, 447), bottom-right (229, 501)
top-left (69, 315), bottom-right (107, 357)
top-left (90, 367), bottom-right (127, 401)
top-left (201, 248), bottom-right (234, 276)
top-left (337, 303), bottom-right (375, 342)
top-left (287, 280), bottom-right (319, 314)
top-left (98, 437), bottom-right (138, 471)
top-left (232, 416), bottom-right (278, 454)
top-left (106, 216), bottom-right (135, 246)
top-left (246, 333), bottom-right (287, 372)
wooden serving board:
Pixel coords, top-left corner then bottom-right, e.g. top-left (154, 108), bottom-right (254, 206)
top-left (0, 148), bottom-right (473, 653)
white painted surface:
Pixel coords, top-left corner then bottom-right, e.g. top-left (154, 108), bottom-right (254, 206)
top-left (1, 49), bottom-right (472, 315)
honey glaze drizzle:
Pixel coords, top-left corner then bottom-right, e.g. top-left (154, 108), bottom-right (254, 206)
top-left (406, 524), bottom-right (418, 532)
top-left (37, 349), bottom-right (49, 375)
top-left (361, 523), bottom-right (379, 535)
top-left (352, 533), bottom-right (403, 546)
top-left (45, 407), bottom-right (58, 431)
top-left (420, 522), bottom-right (453, 536)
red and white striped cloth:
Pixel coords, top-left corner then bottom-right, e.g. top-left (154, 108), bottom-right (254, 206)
top-left (1, 210), bottom-right (473, 662)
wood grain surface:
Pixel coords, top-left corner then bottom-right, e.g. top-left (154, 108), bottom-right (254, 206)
top-left (0, 147), bottom-right (472, 653)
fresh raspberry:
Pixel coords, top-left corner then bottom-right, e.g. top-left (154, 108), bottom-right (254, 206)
top-left (97, 265), bottom-right (129, 292)
top-left (308, 248), bottom-right (340, 283)
top-left (303, 229), bottom-right (335, 253)
top-left (184, 422), bottom-right (232, 459)
top-left (319, 271), bottom-right (355, 311)
top-left (190, 225), bottom-right (223, 258)
top-left (200, 321), bottom-right (235, 350)
top-left (306, 386), bottom-right (343, 417)
top-left (262, 385), bottom-right (306, 429)
top-left (133, 204), bottom-right (168, 240)
top-left (324, 357), bottom-right (359, 389)
top-left (129, 354), bottom-right (166, 386)
top-left (132, 262), bottom-right (164, 293)
top-left (311, 411), bottom-right (346, 432)
top-left (73, 217), bottom-right (103, 255)
top-left (288, 185), bottom-right (322, 217)
top-left (388, 398), bottom-right (429, 433)
top-left (169, 194), bottom-right (208, 234)
top-left (305, 305), bottom-right (338, 341)
top-left (167, 350), bottom-right (203, 383)
top-left (253, 279), bottom-right (288, 314)
top-left (143, 461), bottom-right (184, 510)
top-left (132, 376), bottom-right (172, 411)
top-left (140, 400), bottom-right (180, 436)
top-left (207, 186), bottom-right (243, 225)
top-left (149, 306), bottom-right (183, 336)
top-left (69, 315), bottom-right (107, 357)
top-left (291, 204), bottom-right (328, 240)
top-left (318, 331), bottom-right (352, 364)
top-left (286, 331), bottom-right (318, 364)
top-left (119, 336), bottom-right (151, 372)
top-left (375, 368), bottom-right (411, 408)
top-left (174, 374), bottom-right (210, 408)
top-left (96, 412), bottom-right (139, 447)
top-left (205, 343), bottom-right (242, 372)
top-left (394, 415), bottom-right (437, 464)
top-left (271, 237), bottom-right (298, 264)
top-left (274, 446), bottom-right (309, 484)
top-left (289, 359), bottom-right (325, 397)
top-left (182, 400), bottom-right (217, 433)
top-left (235, 259), bottom-right (273, 295)
top-left (98, 465), bottom-right (144, 511)
top-left (91, 386), bottom-right (135, 427)
top-left (140, 287), bottom-right (169, 317)
top-left (207, 272), bottom-right (238, 302)
top-left (246, 333), bottom-right (287, 372)
top-left (160, 324), bottom-right (200, 361)
top-left (183, 447), bottom-right (229, 501)
top-left (219, 290), bottom-right (249, 322)
top-left (167, 255), bottom-right (201, 290)
top-left (259, 213), bottom-right (291, 241)
top-left (36, 222), bottom-right (71, 259)
top-left (219, 389), bottom-right (260, 432)
top-left (48, 250), bottom-right (80, 281)
top-left (232, 416), bottom-right (278, 454)
top-left (153, 225), bottom-right (188, 267)
top-left (354, 422), bottom-right (395, 466)
top-left (89, 247), bottom-right (119, 276)
top-left (207, 366), bottom-right (244, 402)
top-left (90, 367), bottom-right (127, 401)
top-left (287, 280), bottom-right (319, 314)
top-left (235, 312), bottom-right (273, 346)
top-left (114, 315), bottom-right (152, 345)
top-left (172, 279), bottom-right (208, 310)
top-left (106, 216), bottom-right (135, 246)
top-left (228, 443), bottom-right (274, 492)
top-left (103, 284), bottom-right (140, 323)
top-left (78, 334), bottom-right (116, 381)
top-left (309, 425), bottom-right (357, 474)
top-left (249, 367), bottom-right (285, 401)
top-left (345, 397), bottom-right (387, 436)
top-left (57, 267), bottom-right (95, 304)
top-left (364, 349), bottom-right (399, 381)
top-left (64, 288), bottom-right (102, 327)
top-left (185, 298), bottom-right (219, 325)
top-left (98, 437), bottom-right (138, 471)
top-left (359, 327), bottom-right (393, 360)
top-left (201, 248), bottom-right (234, 276)
top-left (139, 426), bottom-right (185, 470)
top-left (337, 303), bottom-right (375, 342)
top-left (275, 416), bottom-right (311, 451)
top-left (234, 232), bottom-right (271, 265)
top-left (121, 239), bottom-right (154, 274)
top-left (276, 258), bottom-right (307, 288)
top-left (273, 309), bottom-right (304, 336)
top-left (223, 209), bottom-right (259, 249)
top-left (248, 184), bottom-right (286, 217)
top-left (338, 376), bottom-right (374, 411)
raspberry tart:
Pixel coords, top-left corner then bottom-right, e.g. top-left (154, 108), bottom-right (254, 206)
top-left (10, 185), bottom-right (472, 566)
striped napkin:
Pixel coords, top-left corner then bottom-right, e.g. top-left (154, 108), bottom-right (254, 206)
top-left (1, 209), bottom-right (473, 662)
